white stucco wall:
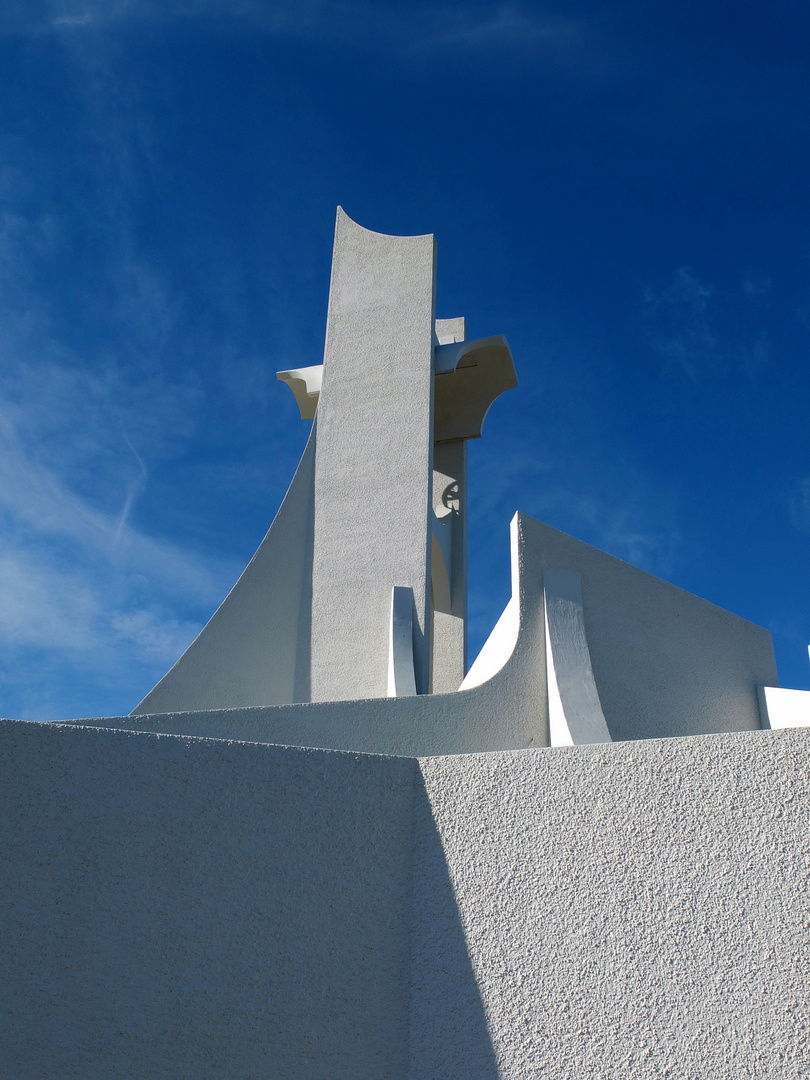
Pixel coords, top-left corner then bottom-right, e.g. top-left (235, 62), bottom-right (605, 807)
top-left (418, 728), bottom-right (810, 1078)
top-left (518, 515), bottom-right (777, 741)
top-left (0, 719), bottom-right (414, 1080)
top-left (2, 719), bottom-right (808, 1078)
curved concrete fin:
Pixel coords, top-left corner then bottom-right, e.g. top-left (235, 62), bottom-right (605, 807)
top-left (131, 423), bottom-right (317, 714)
top-left (92, 511), bottom-right (551, 753)
top-left (388, 586), bottom-right (417, 697)
top-left (543, 569), bottom-right (611, 746)
top-left (458, 596), bottom-right (519, 691)
top-left (81, 509), bottom-right (777, 755)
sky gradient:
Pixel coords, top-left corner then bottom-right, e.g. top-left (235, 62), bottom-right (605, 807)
top-left (1, 0), bottom-right (809, 720)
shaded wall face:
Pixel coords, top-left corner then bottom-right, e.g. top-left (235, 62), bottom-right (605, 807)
top-left (0, 723), bottom-right (416, 1080)
top-left (420, 731), bottom-right (810, 1079)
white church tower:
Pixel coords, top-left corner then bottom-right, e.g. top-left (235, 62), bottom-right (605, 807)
top-left (1, 209), bottom-right (808, 1078)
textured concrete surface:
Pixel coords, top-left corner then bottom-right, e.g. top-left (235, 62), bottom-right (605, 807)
top-left (2, 720), bottom-right (808, 1077)
top-left (543, 569), bottom-right (611, 746)
top-left (133, 213), bottom-right (522, 714)
top-left (0, 720), bottom-right (415, 1080)
top-left (432, 335), bottom-right (517, 443)
top-left (64, 515), bottom-right (550, 756)
top-left (420, 728), bottom-right (810, 1078)
top-left (431, 438), bottom-right (468, 693)
top-left (73, 513), bottom-right (776, 756)
top-left (519, 514), bottom-right (777, 741)
top-left (310, 208), bottom-right (436, 701)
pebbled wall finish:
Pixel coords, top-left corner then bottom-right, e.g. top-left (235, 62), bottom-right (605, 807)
top-left (0, 721), bottom-right (415, 1080)
top-left (1, 720), bottom-right (808, 1078)
top-left (420, 731), bottom-right (810, 1079)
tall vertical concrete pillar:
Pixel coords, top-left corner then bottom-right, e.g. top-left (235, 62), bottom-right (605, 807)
top-left (131, 209), bottom-right (516, 713)
top-left (431, 439), bottom-right (467, 692)
top-left (309, 210), bottom-right (437, 701)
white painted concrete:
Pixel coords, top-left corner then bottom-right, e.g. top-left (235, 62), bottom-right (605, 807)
top-left (543, 569), bottom-right (611, 746)
top-left (0, 719), bottom-right (415, 1080)
top-left (132, 422), bottom-right (316, 713)
top-left (130, 209), bottom-right (776, 759)
top-left (276, 363), bottom-right (323, 419)
top-left (434, 316), bottom-right (466, 344)
top-left (459, 597), bottom-right (519, 691)
top-left (79, 512), bottom-right (775, 755)
top-left (518, 514), bottom-right (776, 741)
top-left (433, 335), bottom-right (517, 442)
top-left (388, 586), bottom-right (417, 697)
top-left (757, 684), bottom-right (810, 728)
top-left (67, 516), bottom-right (550, 755)
top-left (3, 718), bottom-right (808, 1078)
top-left (133, 212), bottom-right (522, 713)
top-left (419, 728), bottom-right (810, 1078)
top-left (431, 439), bottom-right (467, 692)
top-left (309, 209), bottom-right (436, 701)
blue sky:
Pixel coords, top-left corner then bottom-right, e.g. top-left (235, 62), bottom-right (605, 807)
top-left (1, 0), bottom-right (809, 720)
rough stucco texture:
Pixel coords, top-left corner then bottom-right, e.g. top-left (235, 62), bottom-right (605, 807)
top-left (311, 210), bottom-right (435, 701)
top-left (2, 720), bottom-right (808, 1079)
top-left (0, 721), bottom-right (414, 1080)
top-left (420, 730), bottom-right (810, 1079)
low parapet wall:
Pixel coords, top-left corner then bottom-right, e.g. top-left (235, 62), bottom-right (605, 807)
top-left (1, 719), bottom-right (807, 1078)
top-left (418, 729), bottom-right (810, 1078)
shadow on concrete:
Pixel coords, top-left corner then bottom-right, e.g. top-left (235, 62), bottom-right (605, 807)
top-left (409, 771), bottom-right (500, 1080)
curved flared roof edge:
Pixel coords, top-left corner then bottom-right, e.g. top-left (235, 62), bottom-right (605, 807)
top-left (336, 205), bottom-right (434, 242)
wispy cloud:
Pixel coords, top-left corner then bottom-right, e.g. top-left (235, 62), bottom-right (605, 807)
top-left (789, 476), bottom-right (810, 534)
top-left (53, 13), bottom-right (93, 26)
top-left (418, 5), bottom-right (584, 51)
top-left (0, 398), bottom-right (239, 709)
top-left (6, 0), bottom-right (615, 82)
top-left (642, 267), bottom-right (717, 382)
top-left (642, 266), bottom-right (778, 384)
top-left (0, 155), bottom-right (245, 720)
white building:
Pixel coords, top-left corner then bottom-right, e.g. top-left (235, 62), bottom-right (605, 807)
top-left (1, 210), bottom-right (808, 1078)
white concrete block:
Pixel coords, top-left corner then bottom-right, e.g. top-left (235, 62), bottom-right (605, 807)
top-left (757, 684), bottom-right (810, 728)
top-left (0, 719), bottom-right (415, 1079)
top-left (543, 569), bottom-right (611, 746)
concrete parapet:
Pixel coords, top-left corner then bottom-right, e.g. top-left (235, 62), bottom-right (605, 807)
top-left (1, 719), bottom-right (807, 1078)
